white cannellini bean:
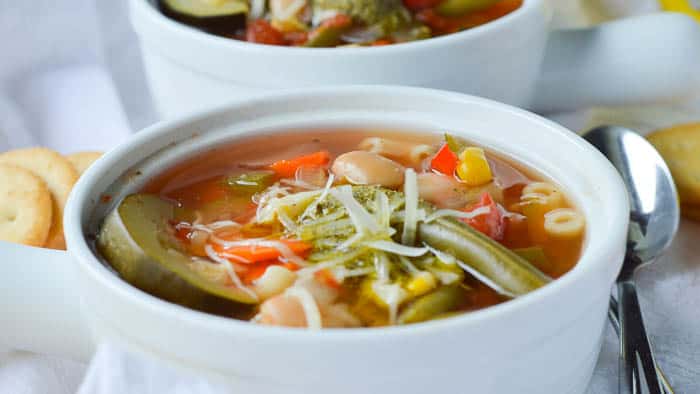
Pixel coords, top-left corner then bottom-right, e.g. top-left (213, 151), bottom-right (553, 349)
top-left (331, 151), bottom-right (405, 188)
top-left (359, 137), bottom-right (435, 167)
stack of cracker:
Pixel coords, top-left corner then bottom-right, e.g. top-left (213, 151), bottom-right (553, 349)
top-left (0, 148), bottom-right (102, 249)
top-left (647, 123), bottom-right (700, 222)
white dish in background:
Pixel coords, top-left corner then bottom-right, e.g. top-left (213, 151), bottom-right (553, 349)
top-left (0, 87), bottom-right (628, 394)
top-left (129, 0), bottom-right (700, 117)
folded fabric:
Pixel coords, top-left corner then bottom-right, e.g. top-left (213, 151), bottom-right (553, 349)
top-left (77, 344), bottom-right (229, 394)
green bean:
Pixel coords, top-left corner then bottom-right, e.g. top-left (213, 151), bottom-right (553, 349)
top-left (418, 218), bottom-right (551, 296)
top-left (398, 285), bottom-right (463, 324)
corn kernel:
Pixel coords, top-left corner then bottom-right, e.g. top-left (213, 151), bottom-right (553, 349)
top-left (405, 271), bottom-right (437, 297)
top-left (456, 147), bottom-right (493, 186)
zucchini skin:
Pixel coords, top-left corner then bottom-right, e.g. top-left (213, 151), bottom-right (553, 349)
top-left (159, 0), bottom-right (246, 36)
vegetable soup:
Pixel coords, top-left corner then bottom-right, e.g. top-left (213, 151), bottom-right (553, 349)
top-left (97, 130), bottom-right (584, 328)
top-left (158, 0), bottom-right (522, 47)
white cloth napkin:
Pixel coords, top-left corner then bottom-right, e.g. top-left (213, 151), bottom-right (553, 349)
top-left (1, 0), bottom-right (699, 393)
top-left (76, 344), bottom-right (229, 394)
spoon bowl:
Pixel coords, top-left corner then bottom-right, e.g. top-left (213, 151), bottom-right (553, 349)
top-left (585, 126), bottom-right (679, 275)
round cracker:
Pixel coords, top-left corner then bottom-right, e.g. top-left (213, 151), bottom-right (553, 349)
top-left (0, 164), bottom-right (53, 246)
top-left (647, 123), bottom-right (700, 205)
top-left (67, 151), bottom-right (103, 175)
top-left (0, 148), bottom-right (78, 249)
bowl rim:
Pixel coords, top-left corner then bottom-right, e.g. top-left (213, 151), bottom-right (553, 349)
top-left (65, 85), bottom-right (628, 341)
top-left (130, 0), bottom-right (542, 56)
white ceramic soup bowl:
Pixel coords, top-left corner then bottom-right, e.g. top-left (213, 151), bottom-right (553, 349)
top-left (129, 0), bottom-right (700, 118)
top-left (1, 87), bottom-right (628, 394)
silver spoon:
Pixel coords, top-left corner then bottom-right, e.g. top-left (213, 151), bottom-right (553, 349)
top-left (584, 126), bottom-right (680, 394)
top-left (609, 299), bottom-right (674, 394)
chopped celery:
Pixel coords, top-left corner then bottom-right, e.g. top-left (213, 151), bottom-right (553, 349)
top-left (444, 133), bottom-right (468, 155)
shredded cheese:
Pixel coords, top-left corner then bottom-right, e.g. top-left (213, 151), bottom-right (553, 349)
top-left (401, 169), bottom-right (418, 246)
top-left (371, 281), bottom-right (407, 325)
top-left (286, 286), bottom-right (323, 329)
top-left (365, 240), bottom-right (428, 257)
top-left (204, 244), bottom-right (258, 301)
top-left (455, 260), bottom-right (516, 298)
top-left (299, 174), bottom-right (335, 221)
top-left (373, 252), bottom-right (391, 283)
top-left (329, 186), bottom-right (381, 235)
top-left (424, 206), bottom-right (491, 223)
top-left (423, 243), bottom-right (457, 265)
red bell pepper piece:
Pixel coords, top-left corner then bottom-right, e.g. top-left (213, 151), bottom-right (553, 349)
top-left (430, 143), bottom-right (458, 175)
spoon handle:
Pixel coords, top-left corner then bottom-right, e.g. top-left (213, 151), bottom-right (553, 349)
top-left (608, 297), bottom-right (674, 394)
top-left (617, 281), bottom-right (664, 394)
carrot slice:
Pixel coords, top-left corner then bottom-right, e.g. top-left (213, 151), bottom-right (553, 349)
top-left (211, 239), bottom-right (312, 264)
top-left (269, 151), bottom-right (331, 178)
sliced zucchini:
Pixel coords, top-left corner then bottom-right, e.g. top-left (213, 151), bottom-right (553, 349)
top-left (97, 194), bottom-right (257, 314)
top-left (159, 0), bottom-right (248, 36)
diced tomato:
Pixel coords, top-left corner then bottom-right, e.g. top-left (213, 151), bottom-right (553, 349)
top-left (268, 151), bottom-right (331, 178)
top-left (462, 192), bottom-right (506, 241)
top-left (246, 20), bottom-right (287, 46)
top-left (402, 0), bottom-right (443, 11)
top-left (430, 143), bottom-right (459, 175)
top-left (211, 239), bottom-right (312, 264)
top-left (315, 268), bottom-right (341, 289)
top-left (173, 225), bottom-right (191, 242)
